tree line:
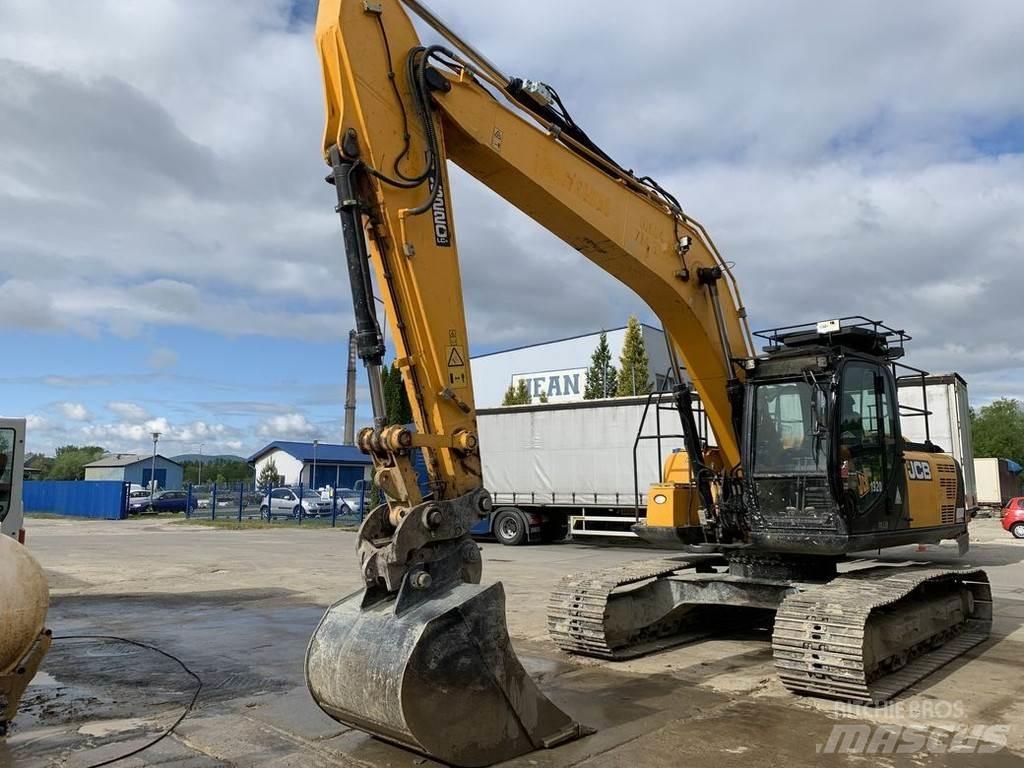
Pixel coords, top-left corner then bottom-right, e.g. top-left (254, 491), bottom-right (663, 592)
top-left (181, 458), bottom-right (252, 486)
top-left (25, 445), bottom-right (106, 480)
top-left (971, 399), bottom-right (1024, 466)
top-left (502, 315), bottom-right (653, 406)
top-left (24, 446), bottom-right (253, 485)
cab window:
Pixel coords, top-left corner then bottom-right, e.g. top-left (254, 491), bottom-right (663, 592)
top-left (0, 428), bottom-right (13, 523)
top-left (752, 381), bottom-right (828, 474)
top-left (839, 362), bottom-right (898, 513)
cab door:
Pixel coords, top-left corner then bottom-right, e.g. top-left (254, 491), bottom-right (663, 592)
top-left (836, 360), bottom-right (903, 532)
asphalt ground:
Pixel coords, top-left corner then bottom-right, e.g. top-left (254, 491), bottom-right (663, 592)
top-left (4, 517), bottom-right (1024, 767)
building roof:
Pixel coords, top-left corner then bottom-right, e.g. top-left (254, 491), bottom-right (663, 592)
top-left (470, 323), bottom-right (664, 360)
top-left (247, 441), bottom-right (372, 465)
top-left (84, 453), bottom-right (181, 469)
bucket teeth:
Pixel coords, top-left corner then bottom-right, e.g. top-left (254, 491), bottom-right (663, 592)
top-left (307, 581), bottom-right (586, 767)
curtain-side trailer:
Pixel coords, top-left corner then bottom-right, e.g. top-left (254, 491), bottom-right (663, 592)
top-left (474, 394), bottom-right (711, 544)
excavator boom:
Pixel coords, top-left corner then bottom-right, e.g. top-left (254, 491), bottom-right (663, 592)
top-left (314, 0), bottom-right (752, 473)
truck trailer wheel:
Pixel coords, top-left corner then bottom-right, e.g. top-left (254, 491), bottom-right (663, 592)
top-left (494, 509), bottom-right (526, 546)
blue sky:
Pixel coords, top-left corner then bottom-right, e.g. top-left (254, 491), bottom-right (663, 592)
top-left (1, 0), bottom-right (1022, 457)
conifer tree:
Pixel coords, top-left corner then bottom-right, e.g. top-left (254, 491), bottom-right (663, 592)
top-left (616, 316), bottom-right (652, 396)
top-left (583, 331), bottom-right (618, 399)
top-left (382, 363), bottom-right (413, 425)
top-left (502, 379), bottom-right (532, 406)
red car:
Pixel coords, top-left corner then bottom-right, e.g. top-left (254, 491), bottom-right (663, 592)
top-left (1002, 497), bottom-right (1024, 539)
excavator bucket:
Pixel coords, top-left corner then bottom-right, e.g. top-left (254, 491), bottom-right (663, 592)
top-left (306, 579), bottom-right (585, 767)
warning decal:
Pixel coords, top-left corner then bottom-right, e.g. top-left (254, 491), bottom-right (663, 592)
top-left (446, 329), bottom-right (467, 388)
top-left (447, 346), bottom-right (466, 368)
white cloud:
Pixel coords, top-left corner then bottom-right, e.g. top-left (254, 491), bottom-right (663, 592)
top-left (0, 279), bottom-right (63, 332)
top-left (257, 412), bottom-right (320, 440)
top-left (25, 414), bottom-right (49, 431)
top-left (81, 415), bottom-right (239, 452)
top-left (107, 401), bottom-right (149, 421)
top-left (0, 0), bottom-right (1021, 400)
top-left (59, 402), bottom-right (91, 421)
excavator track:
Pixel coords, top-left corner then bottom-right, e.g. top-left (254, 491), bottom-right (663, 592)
top-left (772, 567), bottom-right (992, 705)
top-left (548, 554), bottom-right (727, 659)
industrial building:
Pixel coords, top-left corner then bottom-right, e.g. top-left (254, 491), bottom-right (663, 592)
top-left (83, 453), bottom-right (183, 490)
top-left (248, 441), bottom-right (372, 489)
top-left (470, 324), bottom-right (673, 408)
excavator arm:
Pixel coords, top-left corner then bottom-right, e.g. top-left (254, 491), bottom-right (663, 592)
top-left (316, 0), bottom-right (753, 484)
top-left (306, 2), bottom-right (755, 765)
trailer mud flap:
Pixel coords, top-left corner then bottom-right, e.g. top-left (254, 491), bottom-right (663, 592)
top-left (306, 581), bottom-right (587, 767)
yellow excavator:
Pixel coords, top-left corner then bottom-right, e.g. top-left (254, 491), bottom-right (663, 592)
top-left (305, 2), bottom-right (991, 766)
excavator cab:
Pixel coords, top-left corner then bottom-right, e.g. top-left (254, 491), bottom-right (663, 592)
top-left (638, 318), bottom-right (971, 557)
top-left (737, 318), bottom-right (969, 555)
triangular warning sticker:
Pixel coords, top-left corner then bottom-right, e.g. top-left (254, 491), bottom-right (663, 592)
top-left (447, 347), bottom-right (465, 367)
top-left (894, 488), bottom-right (902, 505)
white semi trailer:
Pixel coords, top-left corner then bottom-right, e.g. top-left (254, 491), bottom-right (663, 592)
top-left (476, 373), bottom-right (976, 542)
top-left (476, 393), bottom-right (711, 542)
top-left (973, 457), bottom-right (1021, 512)
top-left (896, 373), bottom-right (977, 513)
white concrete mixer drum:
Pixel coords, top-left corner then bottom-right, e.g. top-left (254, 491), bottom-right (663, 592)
top-left (0, 535), bottom-right (49, 676)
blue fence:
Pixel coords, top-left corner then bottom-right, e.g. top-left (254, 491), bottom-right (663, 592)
top-left (184, 482), bottom-right (369, 526)
top-left (24, 481), bottom-right (127, 520)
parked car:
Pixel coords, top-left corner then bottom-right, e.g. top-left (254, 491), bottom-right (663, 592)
top-left (336, 487), bottom-right (366, 515)
top-left (259, 487), bottom-right (335, 519)
top-left (1001, 497), bottom-right (1024, 539)
top-left (197, 497), bottom-right (237, 509)
top-left (128, 490), bottom-right (196, 515)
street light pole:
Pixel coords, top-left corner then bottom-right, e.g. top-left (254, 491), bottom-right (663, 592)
top-left (197, 442), bottom-right (205, 486)
top-left (312, 439), bottom-right (319, 491)
top-left (150, 432), bottom-right (161, 506)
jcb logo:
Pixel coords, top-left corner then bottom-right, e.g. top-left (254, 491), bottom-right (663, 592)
top-left (907, 460), bottom-right (932, 481)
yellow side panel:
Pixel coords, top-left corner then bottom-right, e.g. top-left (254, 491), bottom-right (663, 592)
top-left (904, 452), bottom-right (961, 529)
top-left (646, 483), bottom-right (701, 528)
top-left (661, 452), bottom-right (691, 485)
